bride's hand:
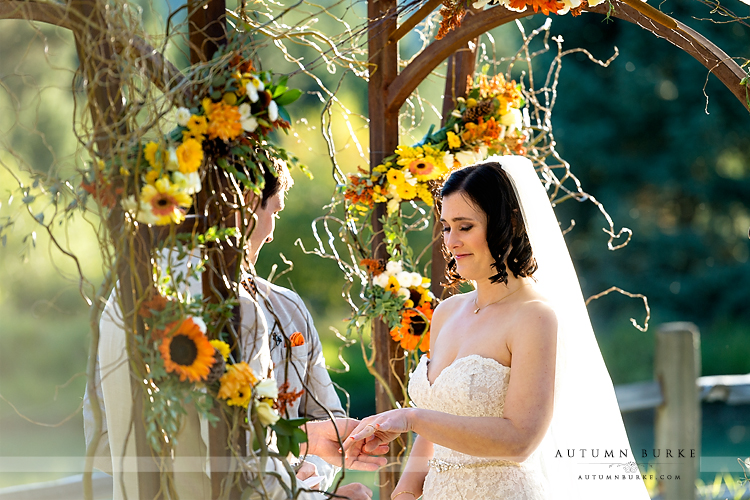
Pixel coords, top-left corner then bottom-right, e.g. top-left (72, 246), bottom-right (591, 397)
top-left (343, 409), bottom-right (412, 454)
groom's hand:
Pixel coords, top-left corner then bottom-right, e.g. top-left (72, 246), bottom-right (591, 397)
top-left (305, 418), bottom-right (389, 471)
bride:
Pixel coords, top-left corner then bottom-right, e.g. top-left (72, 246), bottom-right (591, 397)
top-left (345, 157), bottom-right (651, 500)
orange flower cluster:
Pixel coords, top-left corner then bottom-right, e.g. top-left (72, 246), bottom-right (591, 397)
top-left (461, 117), bottom-right (501, 147)
top-left (507, 0), bottom-right (565, 15)
top-left (218, 362), bottom-right (258, 407)
top-left (360, 258), bottom-right (385, 276)
top-left (472, 74), bottom-right (524, 106)
top-left (390, 302), bottom-right (433, 352)
top-left (81, 169), bottom-right (123, 208)
top-left (273, 381), bottom-right (305, 411)
top-left (437, 1), bottom-right (467, 40)
top-left (289, 332), bottom-right (305, 347)
top-left (207, 101), bottom-right (243, 142)
top-left (344, 169), bottom-right (375, 209)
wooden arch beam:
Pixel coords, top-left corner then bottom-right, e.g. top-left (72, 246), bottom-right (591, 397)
top-left (387, 1), bottom-right (749, 113)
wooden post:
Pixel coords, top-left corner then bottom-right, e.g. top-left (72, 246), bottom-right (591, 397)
top-left (368, 0), bottom-right (401, 497)
top-left (654, 322), bottom-right (701, 500)
top-left (431, 40), bottom-right (478, 300)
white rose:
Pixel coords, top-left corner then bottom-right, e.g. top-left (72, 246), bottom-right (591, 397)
top-left (268, 101), bottom-right (279, 122)
top-left (255, 379), bottom-right (279, 399)
top-left (245, 82), bottom-right (259, 103)
top-left (190, 316), bottom-right (207, 334)
top-left (165, 147), bottom-right (179, 171)
top-left (387, 198), bottom-right (400, 216)
top-left (409, 272), bottom-right (423, 288)
top-left (172, 171), bottom-right (202, 195)
top-left (175, 107), bottom-right (191, 127)
top-left (241, 116), bottom-right (258, 133)
top-left (443, 151), bottom-right (455, 171)
top-left (454, 150), bottom-right (478, 167)
top-left (238, 103), bottom-right (252, 120)
top-left (373, 273), bottom-right (390, 288)
top-left (500, 108), bottom-right (523, 130)
top-left (386, 260), bottom-right (403, 275)
top-left (255, 401), bottom-right (280, 426)
top-left (396, 271), bottom-right (411, 287)
top-left (398, 288), bottom-right (410, 300)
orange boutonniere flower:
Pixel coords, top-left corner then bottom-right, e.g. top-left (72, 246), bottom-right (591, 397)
top-left (290, 332), bottom-right (305, 347)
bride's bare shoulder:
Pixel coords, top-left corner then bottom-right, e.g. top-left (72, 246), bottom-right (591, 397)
top-left (433, 291), bottom-right (470, 317)
top-left (514, 295), bottom-right (558, 341)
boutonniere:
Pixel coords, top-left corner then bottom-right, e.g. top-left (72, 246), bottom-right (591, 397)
top-left (289, 331), bottom-right (305, 347)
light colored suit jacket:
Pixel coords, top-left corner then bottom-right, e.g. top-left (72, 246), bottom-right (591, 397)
top-left (83, 258), bottom-right (345, 499)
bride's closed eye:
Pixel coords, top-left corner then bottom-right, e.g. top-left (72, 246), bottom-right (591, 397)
top-left (441, 225), bottom-right (473, 233)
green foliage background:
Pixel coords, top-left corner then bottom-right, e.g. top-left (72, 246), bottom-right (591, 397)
top-left (1, 0), bottom-right (749, 492)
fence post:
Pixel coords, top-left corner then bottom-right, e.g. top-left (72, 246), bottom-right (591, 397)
top-left (654, 322), bottom-right (701, 500)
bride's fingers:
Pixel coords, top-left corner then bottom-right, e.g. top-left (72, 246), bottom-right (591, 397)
top-left (343, 423), bottom-right (379, 451)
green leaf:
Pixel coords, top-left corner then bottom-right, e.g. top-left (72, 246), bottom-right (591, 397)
top-left (210, 90), bottom-right (222, 100)
top-left (276, 434), bottom-right (290, 457)
top-left (292, 427), bottom-right (308, 443)
top-left (278, 106), bottom-right (291, 124)
top-left (274, 88), bottom-right (302, 106)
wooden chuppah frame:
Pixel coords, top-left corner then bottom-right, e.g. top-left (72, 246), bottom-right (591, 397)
top-left (367, 1), bottom-right (748, 499)
top-left (0, 0), bottom-right (244, 498)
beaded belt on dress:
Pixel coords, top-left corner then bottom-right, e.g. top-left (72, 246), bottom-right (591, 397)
top-left (427, 458), bottom-right (519, 472)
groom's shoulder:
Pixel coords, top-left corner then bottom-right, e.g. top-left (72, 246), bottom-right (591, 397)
top-left (254, 276), bottom-right (307, 310)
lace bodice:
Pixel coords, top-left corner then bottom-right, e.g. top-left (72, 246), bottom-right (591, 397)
top-left (408, 354), bottom-right (549, 500)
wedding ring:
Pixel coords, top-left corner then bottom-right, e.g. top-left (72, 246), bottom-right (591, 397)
top-left (366, 424), bottom-right (377, 431)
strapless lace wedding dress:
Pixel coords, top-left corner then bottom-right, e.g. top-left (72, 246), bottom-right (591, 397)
top-left (408, 354), bottom-right (549, 500)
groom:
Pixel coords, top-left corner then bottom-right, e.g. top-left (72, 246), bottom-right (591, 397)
top-left (83, 161), bottom-right (377, 499)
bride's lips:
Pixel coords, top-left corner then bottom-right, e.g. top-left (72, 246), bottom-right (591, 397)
top-left (454, 253), bottom-right (471, 260)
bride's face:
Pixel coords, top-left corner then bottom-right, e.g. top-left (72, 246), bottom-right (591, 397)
top-left (440, 192), bottom-right (495, 282)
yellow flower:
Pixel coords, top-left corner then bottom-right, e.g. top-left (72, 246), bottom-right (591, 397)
top-left (158, 318), bottom-right (216, 382)
top-left (374, 164), bottom-right (388, 173)
top-left (466, 97), bottom-right (477, 108)
top-left (144, 142), bottom-right (160, 169)
top-left (396, 182), bottom-right (417, 200)
top-left (176, 139), bottom-right (204, 174)
top-left (144, 169), bottom-right (162, 186)
top-left (218, 362), bottom-right (258, 408)
top-left (140, 177), bottom-right (192, 225)
top-left (386, 168), bottom-right (405, 186)
top-left (187, 115), bottom-right (209, 136)
top-left (202, 97), bottom-right (213, 114)
top-left (447, 131), bottom-right (461, 149)
top-left (209, 340), bottom-right (231, 361)
top-left (207, 102), bottom-right (243, 142)
top-left (417, 186), bottom-right (434, 206)
top-left (385, 275), bottom-right (401, 294)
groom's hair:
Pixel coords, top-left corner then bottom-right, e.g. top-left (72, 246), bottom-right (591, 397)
top-left (259, 158), bottom-right (294, 207)
top-left (440, 161), bottom-right (537, 286)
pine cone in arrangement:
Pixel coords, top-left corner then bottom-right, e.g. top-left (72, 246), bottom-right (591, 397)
top-left (202, 137), bottom-right (231, 160)
top-left (205, 350), bottom-right (226, 385)
top-left (462, 98), bottom-right (496, 123)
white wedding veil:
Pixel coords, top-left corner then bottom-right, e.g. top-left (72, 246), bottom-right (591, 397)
top-left (485, 156), bottom-right (650, 499)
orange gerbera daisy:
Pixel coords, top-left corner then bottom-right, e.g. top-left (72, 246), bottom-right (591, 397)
top-left (207, 102), bottom-right (243, 142)
top-left (158, 318), bottom-right (216, 382)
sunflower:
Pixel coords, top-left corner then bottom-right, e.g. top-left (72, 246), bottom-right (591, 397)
top-left (207, 101), bottom-right (243, 142)
top-left (385, 275), bottom-right (401, 295)
top-left (218, 362), bottom-right (258, 407)
top-left (158, 318), bottom-right (216, 382)
top-left (140, 177), bottom-right (192, 225)
top-left (176, 139), bottom-right (204, 174)
top-left (389, 302), bottom-right (433, 352)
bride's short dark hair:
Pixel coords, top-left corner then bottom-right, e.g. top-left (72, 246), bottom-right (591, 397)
top-left (441, 161), bottom-right (537, 286)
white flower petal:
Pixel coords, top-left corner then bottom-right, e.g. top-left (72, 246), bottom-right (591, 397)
top-left (268, 101), bottom-right (279, 122)
top-left (175, 107), bottom-right (191, 127)
top-left (255, 379), bottom-right (278, 399)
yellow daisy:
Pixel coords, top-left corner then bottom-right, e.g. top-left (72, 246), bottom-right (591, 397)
top-left (396, 182), bottom-right (417, 200)
top-left (386, 168), bottom-right (405, 186)
top-left (176, 139), bottom-right (204, 174)
top-left (447, 131), bottom-right (461, 149)
top-left (144, 142), bottom-right (160, 169)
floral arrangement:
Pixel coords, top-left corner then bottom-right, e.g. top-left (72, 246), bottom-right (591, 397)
top-left (343, 71), bottom-right (526, 220)
top-left (359, 259), bottom-right (436, 353)
top-left (83, 41), bottom-right (302, 227)
top-left (437, 0), bottom-right (595, 40)
top-left (136, 283), bottom-right (310, 461)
